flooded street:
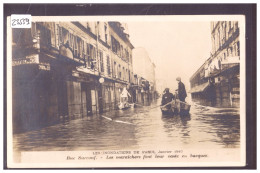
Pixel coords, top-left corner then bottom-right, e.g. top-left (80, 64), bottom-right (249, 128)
top-left (7, 14), bottom-right (250, 168)
top-left (13, 99), bottom-right (240, 152)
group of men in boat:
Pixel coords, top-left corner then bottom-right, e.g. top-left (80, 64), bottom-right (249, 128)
top-left (161, 77), bottom-right (187, 107)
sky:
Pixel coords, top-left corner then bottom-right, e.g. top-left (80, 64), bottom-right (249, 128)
top-left (127, 21), bottom-right (212, 92)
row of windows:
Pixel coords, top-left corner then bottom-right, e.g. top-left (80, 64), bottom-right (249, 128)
top-left (212, 21), bottom-right (239, 53)
top-left (56, 25), bottom-right (111, 73)
top-left (31, 23), bottom-right (110, 75)
top-left (12, 23), bottom-right (53, 47)
top-left (57, 24), bottom-right (131, 76)
top-left (57, 25), bottom-right (131, 78)
top-left (191, 41), bottom-right (240, 87)
top-left (81, 22), bottom-right (132, 64)
top-left (111, 36), bottom-right (132, 63)
top-left (13, 23), bottom-right (134, 80)
top-left (113, 62), bottom-right (133, 82)
top-left (212, 21), bottom-right (238, 32)
top-left (218, 41), bottom-right (240, 62)
top-left (85, 22), bottom-right (108, 43)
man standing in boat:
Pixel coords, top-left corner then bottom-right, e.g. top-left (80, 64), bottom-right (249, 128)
top-left (176, 77), bottom-right (187, 102)
top-left (119, 87), bottom-right (131, 108)
top-left (161, 88), bottom-right (175, 108)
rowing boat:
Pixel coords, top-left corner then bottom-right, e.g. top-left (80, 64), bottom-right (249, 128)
top-left (118, 102), bottom-right (135, 110)
top-left (160, 99), bottom-right (191, 115)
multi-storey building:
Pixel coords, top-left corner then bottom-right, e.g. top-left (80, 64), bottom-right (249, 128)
top-left (12, 21), bottom-right (134, 132)
top-left (132, 47), bottom-right (157, 105)
top-left (189, 21), bottom-right (240, 107)
top-left (109, 22), bottom-right (135, 105)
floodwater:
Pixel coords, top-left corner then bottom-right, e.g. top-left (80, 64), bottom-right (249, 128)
top-left (13, 99), bottom-right (240, 152)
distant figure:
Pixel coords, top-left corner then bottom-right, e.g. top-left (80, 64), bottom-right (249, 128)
top-left (161, 88), bottom-right (175, 107)
top-left (176, 77), bottom-right (187, 102)
top-left (120, 87), bottom-right (131, 103)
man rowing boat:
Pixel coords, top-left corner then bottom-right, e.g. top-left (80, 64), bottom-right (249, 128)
top-left (161, 88), bottom-right (175, 108)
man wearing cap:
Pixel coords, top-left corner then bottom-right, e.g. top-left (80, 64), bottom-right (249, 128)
top-left (161, 88), bottom-right (175, 107)
top-left (176, 77), bottom-right (187, 102)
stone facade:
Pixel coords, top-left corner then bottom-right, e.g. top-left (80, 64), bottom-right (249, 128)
top-left (132, 47), bottom-right (157, 105)
top-left (190, 21), bottom-right (240, 108)
top-left (12, 21), bottom-right (134, 132)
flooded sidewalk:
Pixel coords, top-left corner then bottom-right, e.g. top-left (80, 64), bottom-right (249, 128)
top-left (13, 100), bottom-right (240, 152)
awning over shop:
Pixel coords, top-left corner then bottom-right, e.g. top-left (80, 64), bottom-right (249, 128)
top-left (189, 82), bottom-right (210, 93)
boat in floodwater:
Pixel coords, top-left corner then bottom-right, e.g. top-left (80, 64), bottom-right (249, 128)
top-left (160, 99), bottom-right (191, 115)
top-left (118, 102), bottom-right (135, 110)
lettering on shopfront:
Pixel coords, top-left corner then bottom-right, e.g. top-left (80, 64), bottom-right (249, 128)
top-left (12, 54), bottom-right (39, 66)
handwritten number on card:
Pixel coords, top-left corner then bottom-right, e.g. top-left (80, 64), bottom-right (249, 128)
top-left (11, 15), bottom-right (31, 28)
top-left (12, 18), bottom-right (30, 27)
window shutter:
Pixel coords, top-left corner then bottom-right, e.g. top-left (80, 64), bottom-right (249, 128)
top-left (31, 22), bottom-right (37, 38)
top-left (74, 36), bottom-right (78, 57)
top-left (82, 40), bottom-right (85, 59)
top-left (59, 27), bottom-right (63, 46)
top-left (55, 24), bottom-right (60, 48)
top-left (68, 32), bottom-right (71, 48)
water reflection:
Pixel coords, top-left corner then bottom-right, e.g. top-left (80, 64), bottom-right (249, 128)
top-left (13, 101), bottom-right (240, 152)
top-left (161, 113), bottom-right (191, 145)
top-left (190, 104), bottom-right (240, 148)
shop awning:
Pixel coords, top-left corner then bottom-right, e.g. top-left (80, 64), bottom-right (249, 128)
top-left (189, 82), bottom-right (210, 93)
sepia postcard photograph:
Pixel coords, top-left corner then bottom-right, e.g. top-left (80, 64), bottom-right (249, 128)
top-left (4, 4), bottom-right (256, 169)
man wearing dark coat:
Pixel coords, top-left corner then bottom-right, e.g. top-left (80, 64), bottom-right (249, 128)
top-left (161, 88), bottom-right (175, 108)
top-left (176, 77), bottom-right (187, 102)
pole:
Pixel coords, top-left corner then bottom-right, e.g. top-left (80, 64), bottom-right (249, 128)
top-left (128, 62), bottom-right (131, 83)
top-left (95, 22), bottom-right (100, 114)
top-left (96, 22), bottom-right (100, 73)
top-left (127, 61), bottom-right (133, 103)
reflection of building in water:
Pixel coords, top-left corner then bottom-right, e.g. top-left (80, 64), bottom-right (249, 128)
top-left (190, 21), bottom-right (240, 108)
top-left (216, 127), bottom-right (240, 148)
top-left (207, 113), bottom-right (240, 148)
top-left (12, 21), bottom-right (134, 132)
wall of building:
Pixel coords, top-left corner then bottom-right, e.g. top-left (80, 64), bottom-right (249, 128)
top-left (12, 21), bottom-right (135, 133)
top-left (210, 21), bottom-right (240, 108)
top-left (132, 47), bottom-right (157, 104)
top-left (109, 25), bottom-right (133, 84)
top-left (132, 48), bottom-right (156, 84)
top-left (190, 21), bottom-right (240, 108)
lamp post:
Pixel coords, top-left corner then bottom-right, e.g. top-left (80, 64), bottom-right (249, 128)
top-left (95, 21), bottom-right (104, 114)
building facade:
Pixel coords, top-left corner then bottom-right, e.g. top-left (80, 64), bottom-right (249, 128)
top-left (132, 47), bottom-right (157, 105)
top-left (12, 21), bottom-right (134, 132)
top-left (189, 21), bottom-right (240, 108)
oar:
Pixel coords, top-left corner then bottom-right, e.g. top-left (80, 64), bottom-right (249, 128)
top-left (101, 115), bottom-right (134, 125)
top-left (160, 101), bottom-right (174, 108)
top-left (131, 103), bottom-right (163, 109)
top-left (149, 104), bottom-right (165, 109)
top-left (176, 99), bottom-right (189, 105)
top-left (141, 102), bottom-right (172, 110)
